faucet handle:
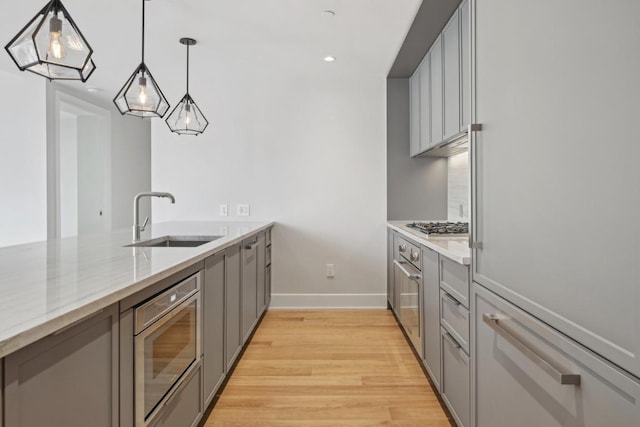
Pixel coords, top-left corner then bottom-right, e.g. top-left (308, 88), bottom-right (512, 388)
top-left (141, 217), bottom-right (150, 232)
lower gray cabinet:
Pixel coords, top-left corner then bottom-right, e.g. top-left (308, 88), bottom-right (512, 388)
top-left (4, 304), bottom-right (119, 427)
top-left (149, 362), bottom-right (203, 427)
top-left (241, 235), bottom-right (259, 343)
top-left (387, 229), bottom-right (395, 309)
top-left (0, 361), bottom-right (3, 427)
top-left (256, 231), bottom-right (266, 316)
top-left (225, 243), bottom-right (242, 370)
top-left (203, 252), bottom-right (226, 407)
top-left (442, 327), bottom-right (470, 427)
top-left (422, 246), bottom-right (441, 390)
top-left (474, 284), bottom-right (640, 427)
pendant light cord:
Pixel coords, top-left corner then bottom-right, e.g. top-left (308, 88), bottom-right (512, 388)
top-left (141, 0), bottom-right (145, 65)
top-left (186, 44), bottom-right (190, 95)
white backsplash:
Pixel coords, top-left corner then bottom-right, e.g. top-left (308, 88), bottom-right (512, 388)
top-left (448, 152), bottom-right (470, 222)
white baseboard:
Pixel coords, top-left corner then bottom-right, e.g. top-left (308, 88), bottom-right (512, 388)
top-left (269, 293), bottom-right (388, 309)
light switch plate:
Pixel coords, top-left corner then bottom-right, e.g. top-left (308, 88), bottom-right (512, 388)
top-left (237, 204), bottom-right (250, 216)
top-left (219, 204), bottom-right (228, 216)
top-left (326, 264), bottom-right (335, 278)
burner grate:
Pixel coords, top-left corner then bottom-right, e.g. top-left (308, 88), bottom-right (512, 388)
top-left (407, 222), bottom-right (469, 235)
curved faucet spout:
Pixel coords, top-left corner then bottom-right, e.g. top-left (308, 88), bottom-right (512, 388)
top-left (133, 192), bottom-right (176, 241)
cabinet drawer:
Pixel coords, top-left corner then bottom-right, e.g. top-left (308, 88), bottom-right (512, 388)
top-left (442, 327), bottom-right (470, 427)
top-left (150, 363), bottom-right (203, 427)
top-left (266, 245), bottom-right (271, 266)
top-left (474, 284), bottom-right (640, 427)
top-left (440, 290), bottom-right (469, 354)
top-left (440, 256), bottom-right (469, 308)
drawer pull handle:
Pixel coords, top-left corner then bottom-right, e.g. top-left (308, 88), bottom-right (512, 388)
top-left (443, 294), bottom-right (461, 306)
top-left (443, 331), bottom-right (461, 349)
top-left (482, 313), bottom-right (581, 386)
top-left (393, 259), bottom-right (421, 280)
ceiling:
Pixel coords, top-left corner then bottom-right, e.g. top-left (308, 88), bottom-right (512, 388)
top-left (1, 0), bottom-right (422, 104)
top-left (388, 0), bottom-right (462, 78)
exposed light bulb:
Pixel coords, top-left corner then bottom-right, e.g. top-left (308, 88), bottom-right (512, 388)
top-left (138, 76), bottom-right (148, 106)
top-left (48, 16), bottom-right (66, 60)
top-left (184, 103), bottom-right (192, 125)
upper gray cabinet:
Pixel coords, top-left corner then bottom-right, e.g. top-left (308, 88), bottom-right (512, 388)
top-left (429, 35), bottom-right (443, 147)
top-left (409, 71), bottom-right (421, 157)
top-left (409, 4), bottom-right (470, 158)
top-left (443, 10), bottom-right (461, 140)
top-left (459, 0), bottom-right (470, 131)
top-left (418, 53), bottom-right (431, 152)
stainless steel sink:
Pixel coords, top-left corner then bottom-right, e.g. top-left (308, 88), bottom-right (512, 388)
top-left (125, 235), bottom-right (221, 248)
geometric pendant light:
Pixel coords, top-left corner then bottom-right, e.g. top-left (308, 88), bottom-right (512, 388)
top-left (4, 0), bottom-right (96, 81)
top-left (165, 38), bottom-right (209, 135)
top-left (113, 0), bottom-right (169, 118)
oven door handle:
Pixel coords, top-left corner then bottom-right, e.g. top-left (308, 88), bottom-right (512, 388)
top-left (393, 259), bottom-right (421, 280)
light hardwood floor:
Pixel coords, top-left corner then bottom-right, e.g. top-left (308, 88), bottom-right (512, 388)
top-left (203, 310), bottom-right (453, 427)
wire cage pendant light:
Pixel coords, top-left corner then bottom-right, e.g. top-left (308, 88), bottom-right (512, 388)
top-left (165, 38), bottom-right (209, 135)
top-left (114, 0), bottom-right (169, 118)
top-left (5, 0), bottom-right (96, 81)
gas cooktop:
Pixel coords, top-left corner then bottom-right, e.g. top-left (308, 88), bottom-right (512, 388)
top-left (407, 221), bottom-right (469, 236)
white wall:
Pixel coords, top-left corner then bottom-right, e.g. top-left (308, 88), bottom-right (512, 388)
top-left (0, 70), bottom-right (47, 247)
top-left (152, 71), bottom-right (388, 308)
top-left (60, 115), bottom-right (78, 237)
top-left (109, 111), bottom-right (152, 231)
top-left (48, 84), bottom-right (152, 234)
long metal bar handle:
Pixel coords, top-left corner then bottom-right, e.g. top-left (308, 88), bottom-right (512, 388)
top-left (483, 313), bottom-right (581, 385)
top-left (469, 123), bottom-right (483, 250)
top-left (393, 259), bottom-right (421, 280)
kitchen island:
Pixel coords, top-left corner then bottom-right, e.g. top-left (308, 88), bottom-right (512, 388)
top-left (0, 221), bottom-right (274, 427)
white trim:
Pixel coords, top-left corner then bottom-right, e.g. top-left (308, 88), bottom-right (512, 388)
top-left (270, 293), bottom-right (387, 309)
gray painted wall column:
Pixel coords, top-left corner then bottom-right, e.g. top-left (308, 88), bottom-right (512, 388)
top-left (387, 78), bottom-right (447, 220)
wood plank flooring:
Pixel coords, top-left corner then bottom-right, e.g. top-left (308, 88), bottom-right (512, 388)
top-left (203, 310), bottom-right (453, 427)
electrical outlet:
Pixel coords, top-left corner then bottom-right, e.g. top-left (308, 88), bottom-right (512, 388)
top-left (219, 226), bottom-right (228, 236)
top-left (326, 264), bottom-right (335, 278)
top-left (237, 204), bottom-right (250, 216)
top-left (459, 204), bottom-right (464, 218)
top-left (219, 204), bottom-right (228, 216)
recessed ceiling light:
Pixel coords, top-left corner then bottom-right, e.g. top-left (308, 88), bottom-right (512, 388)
top-left (87, 87), bottom-right (103, 93)
top-left (321, 10), bottom-right (335, 18)
top-left (324, 56), bottom-right (336, 62)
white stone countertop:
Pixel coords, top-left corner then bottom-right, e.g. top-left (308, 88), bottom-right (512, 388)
top-left (387, 221), bottom-right (471, 265)
top-left (0, 221), bottom-right (274, 359)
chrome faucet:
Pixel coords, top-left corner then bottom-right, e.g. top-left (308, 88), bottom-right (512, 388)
top-left (133, 192), bottom-right (175, 241)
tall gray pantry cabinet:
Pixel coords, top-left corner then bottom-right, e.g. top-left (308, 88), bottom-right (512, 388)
top-left (471, 0), bottom-right (640, 425)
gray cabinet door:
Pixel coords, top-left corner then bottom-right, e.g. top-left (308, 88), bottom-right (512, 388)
top-left (473, 0), bottom-right (640, 377)
top-left (387, 229), bottom-right (395, 309)
top-left (441, 328), bottom-right (469, 427)
top-left (256, 231), bottom-right (266, 316)
top-left (459, 0), bottom-right (470, 131)
top-left (418, 54), bottom-right (431, 152)
top-left (409, 71), bottom-right (421, 156)
top-left (4, 304), bottom-right (119, 427)
top-left (429, 35), bottom-right (443, 147)
top-left (473, 284), bottom-right (640, 427)
top-left (443, 9), bottom-right (460, 139)
top-left (422, 247), bottom-right (440, 390)
top-left (203, 253), bottom-right (225, 407)
top-left (241, 235), bottom-right (258, 343)
top-left (225, 243), bottom-right (242, 370)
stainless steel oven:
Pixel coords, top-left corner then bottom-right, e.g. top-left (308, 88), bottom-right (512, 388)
top-left (134, 272), bottom-right (201, 427)
top-left (394, 237), bottom-right (423, 358)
